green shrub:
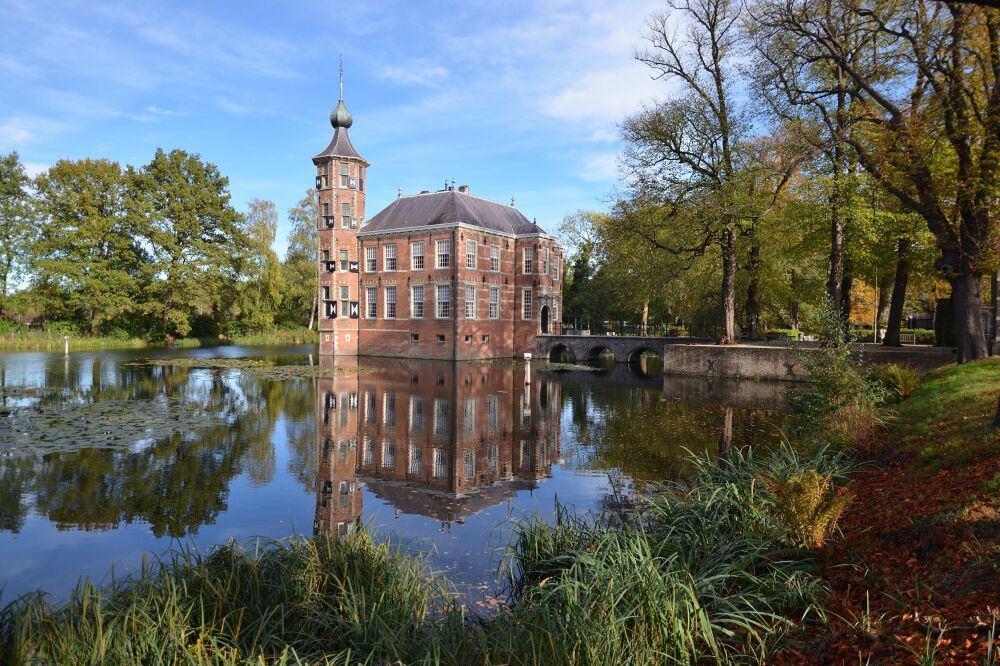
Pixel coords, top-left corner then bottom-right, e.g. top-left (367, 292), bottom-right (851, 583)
top-left (870, 363), bottom-right (922, 402)
top-left (786, 302), bottom-right (889, 452)
top-left (764, 328), bottom-right (801, 341)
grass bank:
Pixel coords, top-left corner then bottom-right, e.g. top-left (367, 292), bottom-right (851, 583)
top-left (0, 445), bottom-right (853, 665)
top-left (0, 328), bottom-right (318, 352)
top-left (789, 358), bottom-right (1000, 664)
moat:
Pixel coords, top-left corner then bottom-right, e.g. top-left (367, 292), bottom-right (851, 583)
top-left (0, 344), bottom-right (788, 604)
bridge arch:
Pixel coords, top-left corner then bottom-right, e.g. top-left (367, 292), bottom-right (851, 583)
top-left (586, 345), bottom-right (615, 362)
top-left (548, 343), bottom-right (576, 363)
top-left (626, 347), bottom-right (660, 364)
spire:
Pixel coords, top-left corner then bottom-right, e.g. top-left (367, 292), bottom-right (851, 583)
top-left (330, 53), bottom-right (353, 129)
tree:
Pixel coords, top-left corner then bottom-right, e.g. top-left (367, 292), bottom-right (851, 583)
top-left (281, 189), bottom-right (318, 328)
top-left (128, 149), bottom-right (245, 340)
top-left (235, 198), bottom-right (284, 332)
top-left (624, 0), bottom-right (803, 343)
top-left (0, 152), bottom-right (34, 318)
top-left (751, 0), bottom-right (1000, 363)
top-left (32, 159), bottom-right (147, 333)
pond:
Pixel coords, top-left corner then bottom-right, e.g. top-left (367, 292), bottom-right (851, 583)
top-left (0, 345), bottom-right (788, 605)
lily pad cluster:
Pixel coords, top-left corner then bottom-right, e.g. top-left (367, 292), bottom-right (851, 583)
top-left (128, 358), bottom-right (376, 381)
top-left (0, 393), bottom-right (229, 457)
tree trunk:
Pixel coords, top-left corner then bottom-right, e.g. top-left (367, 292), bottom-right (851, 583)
top-left (789, 270), bottom-right (800, 331)
top-left (720, 228), bottom-right (737, 344)
top-left (307, 291), bottom-right (317, 330)
top-left (951, 267), bottom-right (988, 364)
top-left (745, 233), bottom-right (761, 340)
top-left (719, 406), bottom-right (734, 462)
top-left (827, 189), bottom-right (844, 312)
top-left (840, 272), bottom-right (853, 324)
top-left (876, 283), bottom-right (891, 331)
top-left (883, 238), bottom-right (911, 347)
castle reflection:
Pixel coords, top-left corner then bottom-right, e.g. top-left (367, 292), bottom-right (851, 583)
top-left (313, 358), bottom-right (561, 537)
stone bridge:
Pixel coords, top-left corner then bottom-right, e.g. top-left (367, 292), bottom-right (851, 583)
top-left (534, 334), bottom-right (710, 364)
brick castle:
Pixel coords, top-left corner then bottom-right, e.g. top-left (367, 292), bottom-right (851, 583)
top-left (313, 89), bottom-right (563, 359)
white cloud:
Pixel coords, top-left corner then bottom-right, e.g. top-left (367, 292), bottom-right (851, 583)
top-left (22, 162), bottom-right (49, 178)
top-left (0, 123), bottom-right (33, 147)
top-left (541, 66), bottom-right (662, 123)
top-left (378, 61), bottom-right (448, 86)
top-left (579, 152), bottom-right (620, 182)
top-left (217, 97), bottom-right (249, 115)
top-left (146, 105), bottom-right (186, 117)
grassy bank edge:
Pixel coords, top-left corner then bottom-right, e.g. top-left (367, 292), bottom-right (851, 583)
top-left (0, 328), bottom-right (318, 352)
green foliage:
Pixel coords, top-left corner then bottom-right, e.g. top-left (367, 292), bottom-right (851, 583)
top-left (33, 158), bottom-right (148, 334)
top-left (128, 148), bottom-right (247, 340)
top-left (279, 190), bottom-right (318, 328)
top-left (870, 363), bottom-right (922, 402)
top-left (0, 151), bottom-right (35, 318)
top-left (785, 301), bottom-right (888, 451)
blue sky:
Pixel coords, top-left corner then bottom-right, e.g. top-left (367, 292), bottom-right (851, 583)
top-left (0, 0), bottom-right (666, 255)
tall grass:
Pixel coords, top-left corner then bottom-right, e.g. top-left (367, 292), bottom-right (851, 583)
top-left (0, 331), bottom-right (149, 352)
top-left (0, 328), bottom-right (318, 353)
top-left (0, 445), bottom-right (853, 665)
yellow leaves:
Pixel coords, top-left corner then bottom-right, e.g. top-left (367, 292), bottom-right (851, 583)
top-left (762, 470), bottom-right (855, 548)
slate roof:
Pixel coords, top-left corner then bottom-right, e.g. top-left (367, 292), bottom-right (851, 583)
top-left (313, 127), bottom-right (364, 162)
top-left (359, 189), bottom-right (547, 237)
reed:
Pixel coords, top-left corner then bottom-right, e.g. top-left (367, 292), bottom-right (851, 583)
top-left (0, 445), bottom-right (853, 665)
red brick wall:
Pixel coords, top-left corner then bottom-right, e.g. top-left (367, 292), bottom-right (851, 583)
top-left (316, 156), bottom-right (366, 356)
top-left (353, 216), bottom-right (564, 360)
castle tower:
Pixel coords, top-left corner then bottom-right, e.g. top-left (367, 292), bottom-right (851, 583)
top-left (313, 61), bottom-right (367, 356)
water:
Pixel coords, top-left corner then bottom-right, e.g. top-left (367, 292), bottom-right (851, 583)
top-left (0, 345), bottom-right (787, 605)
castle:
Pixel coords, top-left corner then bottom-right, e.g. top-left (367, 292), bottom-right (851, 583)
top-left (313, 89), bottom-right (563, 359)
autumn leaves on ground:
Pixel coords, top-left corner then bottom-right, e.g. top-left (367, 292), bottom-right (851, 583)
top-left (800, 359), bottom-right (1000, 664)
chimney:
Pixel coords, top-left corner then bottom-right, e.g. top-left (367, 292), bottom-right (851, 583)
top-left (458, 184), bottom-right (470, 194)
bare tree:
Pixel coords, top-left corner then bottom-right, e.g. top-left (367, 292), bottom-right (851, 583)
top-left (624, 0), bottom-right (803, 343)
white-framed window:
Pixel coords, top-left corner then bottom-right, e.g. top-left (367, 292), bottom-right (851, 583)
top-left (364, 391), bottom-right (376, 425)
top-left (465, 284), bottom-right (476, 319)
top-left (364, 246), bottom-right (377, 272)
top-left (487, 394), bottom-right (498, 432)
top-left (436, 284), bottom-right (450, 318)
top-left (339, 249), bottom-right (349, 271)
top-left (383, 392), bottom-right (396, 426)
top-left (523, 247), bottom-right (533, 274)
top-left (436, 240), bottom-right (450, 268)
top-left (385, 285), bottom-right (397, 319)
top-left (340, 162), bottom-right (349, 187)
top-left (542, 248), bottom-right (549, 275)
top-left (409, 395), bottom-right (424, 431)
top-left (466, 240), bottom-right (477, 269)
top-left (381, 439), bottom-right (395, 469)
top-left (552, 255), bottom-right (560, 280)
top-left (339, 284), bottom-right (349, 316)
top-left (384, 244), bottom-right (397, 271)
top-left (341, 202), bottom-right (351, 228)
top-left (433, 399), bottom-right (449, 436)
top-left (433, 447), bottom-right (448, 478)
top-left (489, 244), bottom-right (500, 271)
top-left (366, 285), bottom-right (377, 318)
top-left (411, 284), bottom-right (424, 318)
top-left (322, 202), bottom-right (330, 220)
top-left (522, 289), bottom-right (532, 319)
top-left (463, 449), bottom-right (475, 479)
top-left (408, 444), bottom-right (422, 475)
top-left (463, 398), bottom-right (476, 434)
top-left (411, 241), bottom-right (424, 270)
top-left (489, 287), bottom-right (500, 319)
